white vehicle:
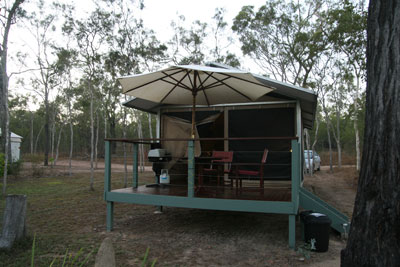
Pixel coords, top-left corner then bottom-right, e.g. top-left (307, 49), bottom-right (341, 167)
top-left (304, 150), bottom-right (321, 171)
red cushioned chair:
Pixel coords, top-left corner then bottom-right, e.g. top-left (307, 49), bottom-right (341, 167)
top-left (202, 151), bottom-right (234, 187)
top-left (235, 148), bottom-right (269, 192)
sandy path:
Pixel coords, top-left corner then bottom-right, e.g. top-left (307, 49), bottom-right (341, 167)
top-left (24, 159), bottom-right (152, 173)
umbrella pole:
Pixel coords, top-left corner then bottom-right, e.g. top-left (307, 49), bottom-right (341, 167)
top-left (188, 92), bottom-right (196, 198)
top-left (188, 71), bottom-right (198, 198)
top-left (191, 93), bottom-right (196, 139)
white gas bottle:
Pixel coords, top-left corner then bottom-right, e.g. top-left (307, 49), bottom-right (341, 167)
top-left (160, 169), bottom-right (170, 184)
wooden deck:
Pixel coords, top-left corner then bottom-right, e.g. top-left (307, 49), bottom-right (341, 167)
top-left (112, 184), bottom-right (291, 202)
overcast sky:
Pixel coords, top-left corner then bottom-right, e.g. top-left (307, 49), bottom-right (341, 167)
top-left (138, 0), bottom-right (265, 42)
top-left (8, 0), bottom-right (267, 105)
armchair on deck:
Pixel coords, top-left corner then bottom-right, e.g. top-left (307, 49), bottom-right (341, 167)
top-left (235, 148), bottom-right (269, 193)
top-left (202, 151), bottom-right (234, 187)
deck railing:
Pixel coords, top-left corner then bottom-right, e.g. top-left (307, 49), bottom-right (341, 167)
top-left (103, 137), bottom-right (301, 248)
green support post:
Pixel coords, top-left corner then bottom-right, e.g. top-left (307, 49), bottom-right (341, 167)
top-left (188, 140), bottom-right (195, 197)
top-left (289, 215), bottom-right (296, 249)
top-left (104, 141), bottom-right (114, 232)
top-left (133, 143), bottom-right (139, 188)
top-left (107, 201), bottom-right (114, 232)
top-left (289, 139), bottom-right (300, 249)
top-left (291, 139), bottom-right (300, 213)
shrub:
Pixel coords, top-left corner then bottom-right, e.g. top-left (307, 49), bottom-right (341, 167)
top-left (23, 154), bottom-right (44, 177)
top-left (0, 153), bottom-right (22, 176)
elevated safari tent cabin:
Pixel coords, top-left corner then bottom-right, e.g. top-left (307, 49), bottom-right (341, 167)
top-left (104, 63), bottom-right (350, 248)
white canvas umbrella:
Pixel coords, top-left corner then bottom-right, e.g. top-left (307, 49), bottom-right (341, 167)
top-left (119, 65), bottom-right (274, 138)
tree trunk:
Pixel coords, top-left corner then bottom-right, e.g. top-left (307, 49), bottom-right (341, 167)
top-left (51, 108), bottom-right (56, 161)
top-left (1, 0), bottom-right (25, 196)
top-left (95, 112), bottom-right (99, 170)
top-left (109, 114), bottom-right (116, 154)
top-left (2, 123), bottom-right (10, 196)
top-left (0, 0), bottom-right (25, 158)
top-left (122, 108), bottom-right (128, 188)
top-left (305, 129), bottom-right (313, 176)
top-left (148, 113), bottom-right (153, 140)
top-left (137, 113), bottom-right (145, 172)
top-left (341, 1), bottom-right (400, 265)
top-left (326, 120), bottom-right (333, 173)
top-left (34, 124), bottom-right (44, 154)
top-left (44, 89), bottom-right (49, 166)
top-left (30, 112), bottom-right (34, 154)
top-left (89, 81), bottom-right (94, 191)
top-left (54, 123), bottom-right (63, 166)
top-left (0, 195), bottom-right (27, 249)
top-left (69, 117), bottom-right (73, 176)
top-left (354, 76), bottom-right (361, 172)
top-left (336, 109), bottom-right (342, 168)
top-left (311, 114), bottom-right (320, 156)
top-left (354, 118), bottom-right (361, 171)
top-left (68, 97), bottom-right (73, 176)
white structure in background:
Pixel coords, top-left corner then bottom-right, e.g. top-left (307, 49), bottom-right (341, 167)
top-left (0, 129), bottom-right (22, 162)
top-left (10, 133), bottom-right (22, 162)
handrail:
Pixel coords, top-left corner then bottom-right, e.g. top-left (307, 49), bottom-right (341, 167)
top-left (104, 136), bottom-right (298, 143)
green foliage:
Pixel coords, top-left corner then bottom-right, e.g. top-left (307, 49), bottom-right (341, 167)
top-left (30, 234), bottom-right (93, 267)
top-left (0, 154), bottom-right (22, 176)
top-left (24, 154), bottom-right (44, 177)
top-left (141, 247), bottom-right (157, 267)
top-left (232, 0), bottom-right (330, 87)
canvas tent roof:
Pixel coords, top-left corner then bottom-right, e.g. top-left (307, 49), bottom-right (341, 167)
top-left (123, 63), bottom-right (317, 129)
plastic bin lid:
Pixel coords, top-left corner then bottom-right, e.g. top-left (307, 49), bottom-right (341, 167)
top-left (305, 213), bottom-right (332, 224)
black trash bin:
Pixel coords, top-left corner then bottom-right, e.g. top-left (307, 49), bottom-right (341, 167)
top-left (300, 210), bottom-right (313, 241)
top-left (304, 213), bottom-right (332, 252)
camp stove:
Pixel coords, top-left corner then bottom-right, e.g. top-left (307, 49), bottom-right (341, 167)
top-left (147, 147), bottom-right (171, 186)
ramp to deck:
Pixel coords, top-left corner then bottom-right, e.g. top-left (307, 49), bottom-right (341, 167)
top-left (299, 187), bottom-right (350, 234)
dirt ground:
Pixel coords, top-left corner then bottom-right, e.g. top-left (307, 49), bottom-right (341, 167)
top-left (6, 160), bottom-right (357, 266)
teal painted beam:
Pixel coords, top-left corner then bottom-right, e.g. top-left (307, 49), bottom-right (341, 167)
top-left (288, 215), bottom-right (296, 249)
top-left (299, 187), bottom-right (350, 233)
top-left (104, 141), bottom-right (111, 199)
top-left (133, 143), bottom-right (139, 188)
top-left (106, 201), bottom-right (114, 232)
top-left (105, 191), bottom-right (294, 214)
top-left (187, 140), bottom-right (195, 197)
top-left (291, 140), bottom-right (300, 214)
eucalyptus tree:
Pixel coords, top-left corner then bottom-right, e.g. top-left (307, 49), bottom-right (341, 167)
top-left (209, 8), bottom-right (241, 67)
top-left (28, 1), bottom-right (67, 166)
top-left (63, 9), bottom-right (112, 191)
top-left (327, 63), bottom-right (351, 168)
top-left (100, 0), bottom-right (167, 177)
top-left (100, 0), bottom-right (166, 147)
top-left (54, 47), bottom-right (77, 174)
top-left (328, 0), bottom-right (367, 171)
top-left (169, 16), bottom-right (207, 65)
top-left (1, 0), bottom-right (25, 196)
top-left (232, 0), bottom-right (331, 87)
top-left (341, 0), bottom-right (400, 264)
top-left (169, 8), bottom-right (240, 66)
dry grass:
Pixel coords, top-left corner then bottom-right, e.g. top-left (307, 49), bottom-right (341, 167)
top-left (319, 151), bottom-right (357, 166)
top-left (0, 162), bottom-right (355, 266)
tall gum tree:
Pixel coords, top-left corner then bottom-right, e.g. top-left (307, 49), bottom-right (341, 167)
top-left (328, 1), bottom-right (367, 171)
top-left (0, 0), bottom-right (25, 196)
top-left (341, 0), bottom-right (400, 265)
top-left (63, 9), bottom-right (111, 191)
top-left (28, 4), bottom-right (62, 166)
top-left (232, 0), bottom-right (330, 87)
